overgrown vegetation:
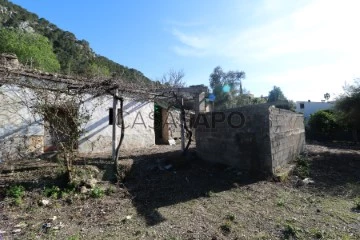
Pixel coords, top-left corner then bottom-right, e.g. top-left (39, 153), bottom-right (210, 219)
top-left (0, 144), bottom-right (359, 239)
top-left (267, 86), bottom-right (296, 111)
top-left (355, 198), bottom-right (360, 211)
top-left (335, 79), bottom-right (360, 142)
top-left (307, 109), bottom-right (342, 141)
top-left (90, 186), bottom-right (105, 199)
top-left (0, 28), bottom-right (60, 72)
top-left (282, 223), bottom-right (299, 239)
top-left (293, 155), bottom-right (310, 179)
top-left (6, 185), bottom-right (25, 205)
top-left (0, 0), bottom-right (151, 82)
top-left (209, 66), bottom-right (247, 109)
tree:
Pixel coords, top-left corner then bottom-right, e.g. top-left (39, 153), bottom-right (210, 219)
top-left (160, 69), bottom-right (186, 88)
top-left (335, 79), bottom-right (360, 142)
top-left (0, 28), bottom-right (60, 72)
top-left (307, 110), bottom-right (339, 141)
top-left (266, 86), bottom-right (296, 111)
top-left (324, 93), bottom-right (330, 101)
top-left (267, 86), bottom-right (286, 102)
top-left (209, 66), bottom-right (246, 109)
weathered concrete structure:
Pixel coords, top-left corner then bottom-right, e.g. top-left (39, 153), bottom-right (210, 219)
top-left (0, 54), bottom-right (208, 162)
top-left (195, 105), bottom-right (305, 174)
top-left (0, 85), bottom-right (156, 161)
top-left (78, 96), bottom-right (155, 153)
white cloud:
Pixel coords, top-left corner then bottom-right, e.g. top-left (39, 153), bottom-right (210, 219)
top-left (169, 0), bottom-right (360, 101)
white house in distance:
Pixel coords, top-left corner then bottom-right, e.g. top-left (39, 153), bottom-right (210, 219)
top-left (295, 101), bottom-right (335, 122)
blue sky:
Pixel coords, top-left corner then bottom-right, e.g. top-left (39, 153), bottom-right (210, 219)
top-left (10, 0), bottom-right (360, 101)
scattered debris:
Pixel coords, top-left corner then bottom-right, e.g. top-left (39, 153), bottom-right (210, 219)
top-left (80, 186), bottom-right (89, 194)
top-left (302, 178), bottom-right (315, 185)
top-left (12, 229), bottom-right (21, 234)
top-left (52, 222), bottom-right (64, 230)
top-left (85, 178), bottom-right (98, 188)
top-left (39, 199), bottom-right (50, 206)
top-left (42, 223), bottom-right (51, 233)
top-left (168, 139), bottom-right (176, 146)
top-left (14, 222), bottom-right (27, 228)
top-left (163, 164), bottom-right (173, 170)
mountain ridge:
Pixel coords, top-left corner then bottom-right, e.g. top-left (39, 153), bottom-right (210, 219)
top-left (0, 0), bottom-right (151, 83)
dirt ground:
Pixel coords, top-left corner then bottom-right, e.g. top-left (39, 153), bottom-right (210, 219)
top-left (0, 143), bottom-right (359, 240)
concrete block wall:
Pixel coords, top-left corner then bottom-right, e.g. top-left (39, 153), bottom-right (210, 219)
top-left (195, 105), bottom-right (305, 174)
top-left (269, 107), bottom-right (305, 172)
top-left (195, 105), bottom-right (273, 172)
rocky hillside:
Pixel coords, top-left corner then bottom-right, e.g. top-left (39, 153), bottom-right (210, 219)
top-left (0, 0), bottom-right (150, 83)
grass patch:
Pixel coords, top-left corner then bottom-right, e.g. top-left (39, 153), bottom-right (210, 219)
top-left (43, 186), bottom-right (61, 199)
top-left (7, 185), bottom-right (25, 205)
top-left (105, 186), bottom-right (116, 196)
top-left (282, 223), bottom-right (299, 239)
top-left (354, 198), bottom-right (360, 211)
top-left (220, 222), bottom-right (231, 235)
top-left (90, 187), bottom-right (104, 198)
top-left (225, 213), bottom-right (235, 222)
top-left (293, 155), bottom-right (310, 179)
top-left (277, 198), bottom-right (285, 207)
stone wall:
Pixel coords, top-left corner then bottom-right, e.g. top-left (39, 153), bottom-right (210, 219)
top-left (195, 105), bottom-right (305, 174)
top-left (0, 85), bottom-right (44, 162)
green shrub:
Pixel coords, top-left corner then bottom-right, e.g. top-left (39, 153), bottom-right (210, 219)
top-left (105, 186), bottom-right (116, 196)
top-left (7, 185), bottom-right (25, 205)
top-left (7, 185), bottom-right (25, 199)
top-left (294, 155), bottom-right (310, 179)
top-left (225, 213), bottom-right (235, 222)
top-left (283, 223), bottom-right (299, 239)
top-left (0, 28), bottom-right (61, 72)
top-left (90, 187), bottom-right (104, 198)
top-left (220, 222), bottom-right (231, 235)
top-left (43, 186), bottom-right (61, 199)
top-left (355, 198), bottom-right (360, 210)
top-left (307, 110), bottom-right (340, 141)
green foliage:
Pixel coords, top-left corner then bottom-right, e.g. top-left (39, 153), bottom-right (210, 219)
top-left (324, 93), bottom-right (330, 101)
top-left (277, 198), bottom-right (285, 207)
top-left (294, 155), bottom-right (310, 179)
top-left (105, 186), bottom-right (116, 196)
top-left (0, 0), bottom-right (151, 83)
top-left (225, 213), bottom-right (235, 222)
top-left (67, 235), bottom-right (80, 240)
top-left (85, 62), bottom-right (111, 78)
top-left (7, 185), bottom-right (25, 205)
top-left (209, 66), bottom-right (246, 109)
top-left (0, 28), bottom-right (60, 72)
top-left (43, 186), bottom-right (61, 199)
top-left (282, 223), bottom-right (299, 239)
top-left (307, 110), bottom-right (340, 141)
top-left (355, 198), bottom-right (360, 211)
top-left (219, 222), bottom-right (231, 235)
top-left (7, 185), bottom-right (25, 199)
top-left (268, 86), bottom-right (286, 102)
top-left (90, 187), bottom-right (105, 198)
top-left (335, 79), bottom-right (360, 130)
